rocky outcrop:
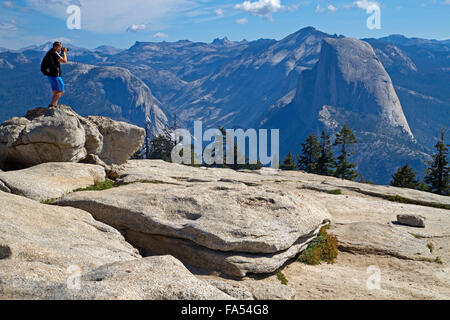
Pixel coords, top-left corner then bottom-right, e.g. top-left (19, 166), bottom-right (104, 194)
top-left (0, 191), bottom-right (232, 300)
top-left (86, 116), bottom-right (144, 166)
top-left (0, 106), bottom-right (145, 170)
top-left (0, 162), bottom-right (105, 201)
top-left (0, 190), bottom-right (139, 298)
top-left (46, 256), bottom-right (234, 300)
top-left (330, 222), bottom-right (433, 261)
top-left (123, 229), bottom-right (321, 277)
top-left (116, 160), bottom-right (450, 209)
top-left (300, 177), bottom-right (450, 209)
top-left (56, 177), bottom-right (331, 277)
top-left (1, 157), bottom-right (449, 299)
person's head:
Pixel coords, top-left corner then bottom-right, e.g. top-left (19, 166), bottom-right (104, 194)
top-left (52, 41), bottom-right (62, 52)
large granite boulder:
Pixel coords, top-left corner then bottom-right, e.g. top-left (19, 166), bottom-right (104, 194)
top-left (0, 190), bottom-right (139, 298)
top-left (329, 222), bottom-right (434, 261)
top-left (0, 162), bottom-right (105, 201)
top-left (0, 191), bottom-right (231, 300)
top-left (87, 116), bottom-right (145, 166)
top-left (0, 106), bottom-right (145, 170)
top-left (0, 108), bottom-right (86, 167)
top-left (123, 230), bottom-right (320, 277)
top-left (56, 181), bottom-right (331, 277)
top-left (46, 256), bottom-right (234, 300)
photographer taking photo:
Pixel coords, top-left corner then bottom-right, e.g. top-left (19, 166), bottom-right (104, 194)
top-left (40, 41), bottom-right (68, 108)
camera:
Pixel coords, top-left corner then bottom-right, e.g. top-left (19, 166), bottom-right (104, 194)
top-left (62, 47), bottom-right (70, 52)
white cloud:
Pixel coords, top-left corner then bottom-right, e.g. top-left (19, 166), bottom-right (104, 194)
top-left (2, 1), bottom-right (14, 8)
top-left (328, 4), bottom-right (338, 12)
top-left (24, 0), bottom-right (194, 33)
top-left (153, 32), bottom-right (168, 38)
top-left (0, 21), bottom-right (18, 31)
top-left (316, 4), bottom-right (338, 13)
top-left (234, 0), bottom-right (284, 19)
top-left (315, 5), bottom-right (325, 13)
top-left (354, 0), bottom-right (380, 10)
top-left (214, 8), bottom-right (225, 16)
top-left (236, 17), bottom-right (248, 25)
top-left (127, 24), bottom-right (146, 33)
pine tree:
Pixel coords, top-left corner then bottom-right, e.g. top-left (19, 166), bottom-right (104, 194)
top-left (425, 129), bottom-right (449, 195)
top-left (334, 125), bottom-right (358, 181)
top-left (245, 160), bottom-right (263, 170)
top-left (390, 163), bottom-right (418, 189)
top-left (316, 131), bottom-right (335, 176)
top-left (144, 116), bottom-right (152, 159)
top-left (148, 134), bottom-right (175, 161)
top-left (297, 133), bottom-right (320, 173)
top-left (280, 152), bottom-right (296, 171)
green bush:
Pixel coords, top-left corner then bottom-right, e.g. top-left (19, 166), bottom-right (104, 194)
top-left (276, 270), bottom-right (288, 285)
top-left (298, 226), bottom-right (338, 265)
top-left (73, 179), bottom-right (115, 192)
top-left (326, 189), bottom-right (342, 195)
top-left (40, 198), bottom-right (57, 205)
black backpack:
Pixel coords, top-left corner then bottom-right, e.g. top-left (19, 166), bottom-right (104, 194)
top-left (40, 49), bottom-right (60, 76)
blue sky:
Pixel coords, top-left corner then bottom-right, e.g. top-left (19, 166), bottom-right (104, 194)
top-left (0, 0), bottom-right (449, 49)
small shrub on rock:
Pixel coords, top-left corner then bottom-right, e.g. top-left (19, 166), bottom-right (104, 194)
top-left (326, 189), bottom-right (342, 195)
top-left (276, 270), bottom-right (288, 285)
top-left (298, 226), bottom-right (338, 265)
top-left (74, 179), bottom-right (115, 192)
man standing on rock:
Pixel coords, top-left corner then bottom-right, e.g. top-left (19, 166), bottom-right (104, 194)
top-left (41, 41), bottom-right (68, 108)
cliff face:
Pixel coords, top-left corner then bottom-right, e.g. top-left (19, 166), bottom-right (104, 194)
top-left (261, 37), bottom-right (427, 183)
top-left (65, 63), bottom-right (169, 136)
top-left (293, 37), bottom-right (413, 138)
top-left (168, 27), bottom-right (332, 129)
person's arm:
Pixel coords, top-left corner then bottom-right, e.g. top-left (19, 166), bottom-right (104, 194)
top-left (58, 49), bottom-right (68, 64)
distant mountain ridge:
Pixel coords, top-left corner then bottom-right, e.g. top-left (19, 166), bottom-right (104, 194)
top-left (0, 50), bottom-right (169, 136)
top-left (0, 27), bottom-right (448, 183)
